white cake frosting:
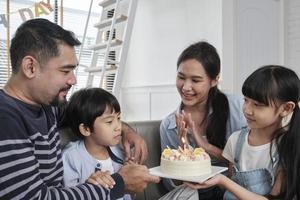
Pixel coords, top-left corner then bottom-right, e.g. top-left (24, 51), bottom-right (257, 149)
top-left (160, 146), bottom-right (211, 176)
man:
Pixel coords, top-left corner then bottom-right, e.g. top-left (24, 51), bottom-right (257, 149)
top-left (0, 18), bottom-right (159, 199)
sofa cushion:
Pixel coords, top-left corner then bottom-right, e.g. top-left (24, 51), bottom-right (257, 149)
top-left (127, 120), bottom-right (168, 199)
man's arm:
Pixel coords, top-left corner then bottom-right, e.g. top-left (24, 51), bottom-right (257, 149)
top-left (121, 122), bottom-right (148, 164)
top-left (0, 113), bottom-right (124, 200)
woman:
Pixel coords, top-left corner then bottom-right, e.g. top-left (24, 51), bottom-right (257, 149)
top-left (159, 41), bottom-right (246, 199)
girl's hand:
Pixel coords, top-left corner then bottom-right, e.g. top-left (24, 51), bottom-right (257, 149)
top-left (184, 174), bottom-right (224, 190)
top-left (86, 170), bottom-right (116, 189)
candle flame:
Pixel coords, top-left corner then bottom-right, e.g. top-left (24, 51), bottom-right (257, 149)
top-left (181, 137), bottom-right (186, 144)
top-left (181, 137), bottom-right (187, 150)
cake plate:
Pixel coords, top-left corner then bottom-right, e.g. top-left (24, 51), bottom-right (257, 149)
top-left (149, 166), bottom-right (227, 183)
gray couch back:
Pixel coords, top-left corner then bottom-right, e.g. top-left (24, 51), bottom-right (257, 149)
top-left (59, 120), bottom-right (167, 200)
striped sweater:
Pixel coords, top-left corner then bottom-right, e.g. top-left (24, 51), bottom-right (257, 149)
top-left (0, 90), bottom-right (125, 199)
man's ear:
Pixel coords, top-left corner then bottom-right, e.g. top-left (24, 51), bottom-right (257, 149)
top-left (79, 123), bottom-right (91, 137)
top-left (280, 101), bottom-right (295, 117)
top-left (21, 56), bottom-right (38, 78)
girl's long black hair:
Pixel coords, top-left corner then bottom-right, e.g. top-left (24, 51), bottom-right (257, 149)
top-left (242, 65), bottom-right (300, 199)
top-left (177, 41), bottom-right (229, 149)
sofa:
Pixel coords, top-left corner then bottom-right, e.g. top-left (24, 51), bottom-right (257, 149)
top-left (60, 120), bottom-right (168, 200)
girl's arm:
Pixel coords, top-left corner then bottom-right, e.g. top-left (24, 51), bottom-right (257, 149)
top-left (184, 168), bottom-right (284, 200)
top-left (185, 174), bottom-right (268, 200)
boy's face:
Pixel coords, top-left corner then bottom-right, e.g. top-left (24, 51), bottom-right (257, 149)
top-left (89, 107), bottom-right (122, 147)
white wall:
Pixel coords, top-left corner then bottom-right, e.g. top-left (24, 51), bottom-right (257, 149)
top-left (2, 0), bottom-right (298, 122)
top-left (120, 0), bottom-right (299, 122)
top-left (121, 0), bottom-right (223, 121)
top-left (285, 0), bottom-right (300, 75)
top-left (234, 0), bottom-right (283, 94)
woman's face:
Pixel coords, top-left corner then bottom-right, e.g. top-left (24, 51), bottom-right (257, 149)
top-left (176, 59), bottom-right (217, 108)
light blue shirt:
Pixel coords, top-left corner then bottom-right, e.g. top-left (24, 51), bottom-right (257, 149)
top-left (62, 140), bottom-right (131, 200)
top-left (159, 94), bottom-right (247, 190)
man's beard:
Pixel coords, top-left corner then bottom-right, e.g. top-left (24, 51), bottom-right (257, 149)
top-left (49, 87), bottom-right (70, 106)
top-left (50, 94), bottom-right (67, 106)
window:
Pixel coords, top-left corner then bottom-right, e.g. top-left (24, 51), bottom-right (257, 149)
top-left (0, 0), bottom-right (101, 92)
top-left (0, 40), bottom-right (10, 88)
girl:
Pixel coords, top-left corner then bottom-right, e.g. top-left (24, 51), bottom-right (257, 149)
top-left (62, 88), bottom-right (131, 200)
top-left (185, 65), bottom-right (300, 200)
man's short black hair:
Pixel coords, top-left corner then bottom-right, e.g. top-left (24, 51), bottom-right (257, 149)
top-left (10, 18), bottom-right (81, 73)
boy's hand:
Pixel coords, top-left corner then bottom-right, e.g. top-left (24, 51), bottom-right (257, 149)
top-left (86, 170), bottom-right (116, 189)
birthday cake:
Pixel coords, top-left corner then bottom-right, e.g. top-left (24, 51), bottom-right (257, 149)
top-left (160, 146), bottom-right (211, 176)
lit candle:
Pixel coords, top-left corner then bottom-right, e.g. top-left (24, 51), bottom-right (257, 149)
top-left (181, 137), bottom-right (187, 150)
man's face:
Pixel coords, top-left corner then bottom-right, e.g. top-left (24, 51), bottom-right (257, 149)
top-left (34, 44), bottom-right (78, 106)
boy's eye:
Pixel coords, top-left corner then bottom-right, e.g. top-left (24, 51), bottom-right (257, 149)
top-left (106, 121), bottom-right (113, 124)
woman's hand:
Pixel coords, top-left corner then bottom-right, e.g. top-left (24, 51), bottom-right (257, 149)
top-left (175, 113), bottom-right (189, 147)
top-left (86, 171), bottom-right (116, 189)
top-left (179, 110), bottom-right (226, 162)
top-left (178, 110), bottom-right (208, 149)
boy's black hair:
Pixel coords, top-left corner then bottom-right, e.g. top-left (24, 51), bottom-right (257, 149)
top-left (63, 88), bottom-right (120, 139)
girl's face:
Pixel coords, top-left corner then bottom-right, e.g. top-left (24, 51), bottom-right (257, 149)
top-left (176, 59), bottom-right (217, 108)
top-left (88, 106), bottom-right (122, 147)
top-left (243, 97), bottom-right (283, 130)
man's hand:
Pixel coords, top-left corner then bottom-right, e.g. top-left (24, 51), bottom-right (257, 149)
top-left (121, 122), bottom-right (148, 164)
top-left (118, 163), bottom-right (160, 193)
